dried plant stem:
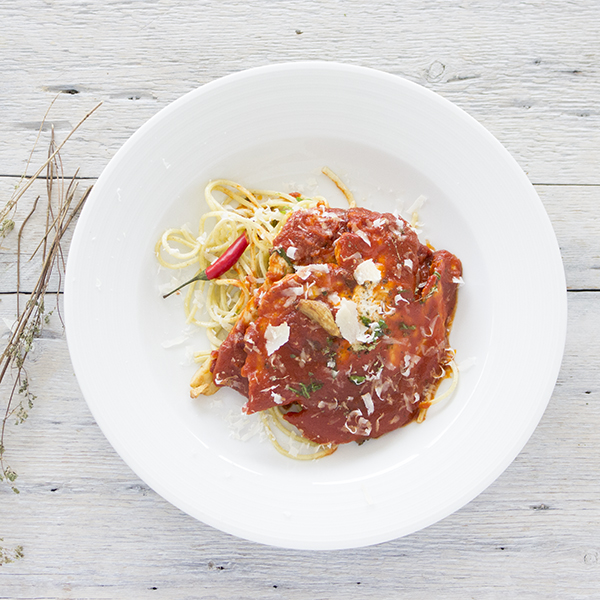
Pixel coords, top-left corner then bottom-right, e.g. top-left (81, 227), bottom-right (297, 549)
top-left (16, 196), bottom-right (40, 318)
top-left (0, 185), bottom-right (90, 490)
top-left (0, 102), bottom-right (97, 492)
top-left (0, 101), bottom-right (101, 225)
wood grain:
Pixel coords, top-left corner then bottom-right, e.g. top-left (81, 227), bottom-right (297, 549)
top-left (1, 0), bottom-right (600, 183)
top-left (1, 0), bottom-right (599, 598)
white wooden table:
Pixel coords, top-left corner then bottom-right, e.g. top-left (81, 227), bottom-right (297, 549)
top-left (1, 1), bottom-right (599, 598)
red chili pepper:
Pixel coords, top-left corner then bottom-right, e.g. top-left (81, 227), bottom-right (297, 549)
top-left (163, 232), bottom-right (249, 298)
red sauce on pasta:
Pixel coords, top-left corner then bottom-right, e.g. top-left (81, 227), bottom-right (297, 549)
top-left (212, 205), bottom-right (462, 445)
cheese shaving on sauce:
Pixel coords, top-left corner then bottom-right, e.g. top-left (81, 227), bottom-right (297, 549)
top-left (295, 263), bottom-right (330, 280)
top-left (335, 298), bottom-right (370, 344)
top-left (355, 230), bottom-right (371, 246)
top-left (362, 392), bottom-right (375, 416)
top-left (353, 259), bottom-right (382, 285)
top-left (264, 322), bottom-right (290, 355)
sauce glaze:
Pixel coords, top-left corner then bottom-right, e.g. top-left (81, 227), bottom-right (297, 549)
top-left (212, 205), bottom-right (462, 445)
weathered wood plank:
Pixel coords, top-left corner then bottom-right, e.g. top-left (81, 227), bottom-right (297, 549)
top-left (1, 0), bottom-right (600, 183)
top-left (2, 177), bottom-right (596, 292)
top-left (0, 291), bottom-right (597, 599)
top-left (1, 0), bottom-right (599, 598)
top-left (541, 185), bottom-right (600, 290)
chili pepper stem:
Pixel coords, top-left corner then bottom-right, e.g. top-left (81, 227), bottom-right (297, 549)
top-left (162, 271), bottom-right (209, 299)
top-left (162, 232), bottom-right (249, 299)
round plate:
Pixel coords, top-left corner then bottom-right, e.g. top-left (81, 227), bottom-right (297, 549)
top-left (65, 62), bottom-right (566, 550)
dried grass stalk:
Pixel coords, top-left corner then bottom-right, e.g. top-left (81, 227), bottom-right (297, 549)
top-left (0, 101), bottom-right (99, 492)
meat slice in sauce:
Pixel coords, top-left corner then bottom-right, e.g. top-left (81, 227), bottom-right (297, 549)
top-left (212, 204), bottom-right (462, 445)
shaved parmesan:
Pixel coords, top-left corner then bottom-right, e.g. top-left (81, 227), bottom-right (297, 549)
top-left (354, 259), bottom-right (382, 285)
top-left (406, 194), bottom-right (427, 216)
top-left (281, 285), bottom-right (304, 298)
top-left (265, 322), bottom-right (290, 356)
top-left (335, 298), bottom-right (369, 344)
top-left (355, 230), bottom-right (371, 246)
top-left (295, 263), bottom-right (330, 280)
top-left (328, 292), bottom-right (341, 306)
top-left (307, 263), bottom-right (330, 272)
top-left (286, 246), bottom-right (298, 259)
top-left (362, 392), bottom-right (374, 416)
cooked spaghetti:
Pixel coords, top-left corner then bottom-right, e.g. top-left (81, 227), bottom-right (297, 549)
top-left (156, 179), bottom-right (327, 349)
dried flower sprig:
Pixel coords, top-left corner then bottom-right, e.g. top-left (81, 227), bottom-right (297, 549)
top-left (0, 100), bottom-right (100, 492)
top-left (0, 539), bottom-right (24, 565)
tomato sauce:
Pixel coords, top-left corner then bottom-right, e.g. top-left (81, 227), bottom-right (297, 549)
top-left (212, 205), bottom-right (462, 445)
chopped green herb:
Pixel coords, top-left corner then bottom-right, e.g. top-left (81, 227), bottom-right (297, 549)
top-left (420, 285), bottom-right (438, 302)
top-left (275, 247), bottom-right (295, 267)
top-left (353, 318), bottom-right (390, 352)
top-left (359, 316), bottom-right (388, 337)
top-left (375, 319), bottom-right (389, 334)
top-left (349, 374), bottom-right (366, 385)
top-left (287, 381), bottom-right (323, 398)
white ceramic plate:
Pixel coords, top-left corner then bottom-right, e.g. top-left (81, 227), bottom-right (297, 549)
top-left (65, 62), bottom-right (566, 550)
